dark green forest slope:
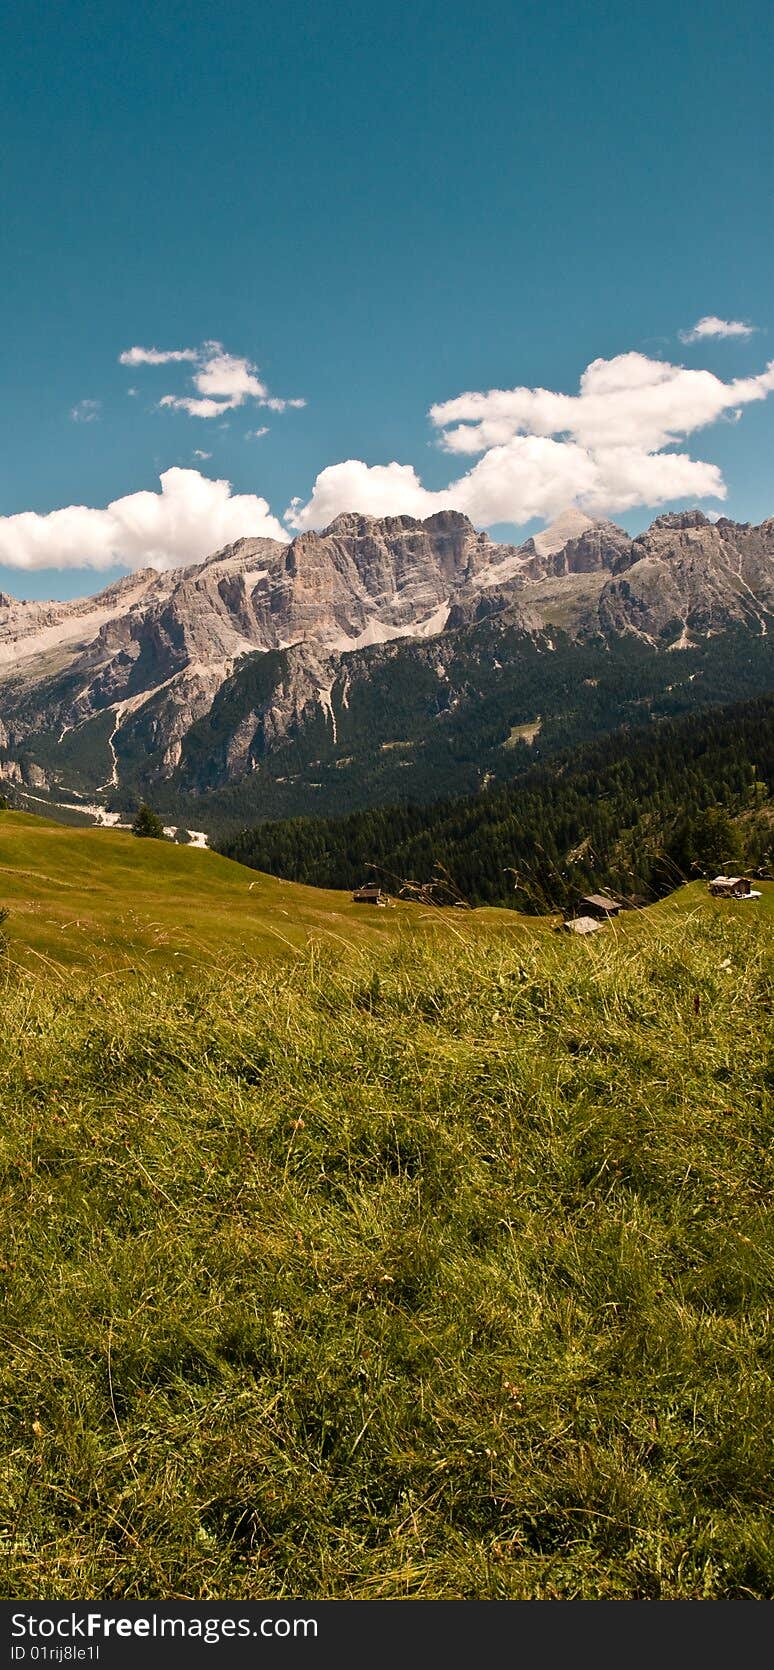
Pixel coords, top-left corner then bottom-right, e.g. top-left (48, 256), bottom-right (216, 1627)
top-left (217, 696), bottom-right (774, 912)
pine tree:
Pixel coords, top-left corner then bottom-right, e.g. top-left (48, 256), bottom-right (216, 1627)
top-left (132, 803), bottom-right (166, 840)
top-left (670, 807), bottom-right (743, 877)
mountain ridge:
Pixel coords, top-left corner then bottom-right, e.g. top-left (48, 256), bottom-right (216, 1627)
top-left (1, 506), bottom-right (771, 825)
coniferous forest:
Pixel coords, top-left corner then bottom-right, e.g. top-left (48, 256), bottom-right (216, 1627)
top-left (217, 695), bottom-right (774, 912)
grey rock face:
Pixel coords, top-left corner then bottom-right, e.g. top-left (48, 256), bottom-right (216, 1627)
top-left (597, 513), bottom-right (774, 642)
top-left (520, 521), bottom-right (633, 580)
top-left (0, 514), bottom-right (502, 778)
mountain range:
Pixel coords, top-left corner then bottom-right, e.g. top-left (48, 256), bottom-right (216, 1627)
top-left (1, 506), bottom-right (772, 833)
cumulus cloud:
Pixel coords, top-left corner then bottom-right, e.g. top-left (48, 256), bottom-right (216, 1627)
top-left (287, 350), bottom-right (774, 531)
top-left (429, 352), bottom-right (774, 454)
top-left (679, 316), bottom-right (757, 343)
top-left (193, 449), bottom-right (212, 460)
top-left (246, 427), bottom-right (270, 440)
top-left (70, 399), bottom-right (101, 423)
top-left (190, 344), bottom-right (267, 405)
top-left (120, 339), bottom-right (305, 420)
top-left (0, 468), bottom-right (288, 572)
top-left (286, 439), bottom-right (724, 532)
top-left (286, 462), bottom-right (442, 529)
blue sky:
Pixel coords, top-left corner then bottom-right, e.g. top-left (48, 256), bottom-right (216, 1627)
top-left (1, 0), bottom-right (771, 599)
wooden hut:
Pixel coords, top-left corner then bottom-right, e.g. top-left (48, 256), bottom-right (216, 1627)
top-left (708, 876), bottom-right (752, 899)
top-left (352, 883), bottom-right (388, 906)
top-left (578, 893), bottom-right (622, 919)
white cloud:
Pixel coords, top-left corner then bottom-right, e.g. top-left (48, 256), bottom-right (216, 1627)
top-left (287, 349), bottom-right (774, 531)
top-left (286, 461), bottom-right (442, 529)
top-left (679, 316), bottom-right (757, 343)
top-left (119, 346), bottom-right (199, 365)
top-left (0, 468), bottom-right (288, 572)
top-left (262, 397), bottom-right (307, 412)
top-left (246, 427), bottom-right (269, 440)
top-left (193, 343), bottom-right (267, 405)
top-left (70, 399), bottom-right (101, 423)
top-left (193, 449), bottom-right (212, 460)
top-left (120, 339), bottom-right (305, 420)
top-left (286, 440), bottom-right (724, 532)
top-left (159, 394), bottom-right (231, 419)
top-left (429, 352), bottom-right (774, 454)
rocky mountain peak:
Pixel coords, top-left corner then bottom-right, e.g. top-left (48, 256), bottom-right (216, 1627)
top-left (320, 508), bottom-right (476, 539)
top-left (517, 510), bottom-right (631, 579)
top-left (419, 509), bottom-right (477, 534)
top-left (649, 509), bottom-right (712, 532)
top-left (319, 512), bottom-right (404, 539)
top-left (528, 508), bottom-right (597, 557)
top-left (199, 535), bottom-right (287, 572)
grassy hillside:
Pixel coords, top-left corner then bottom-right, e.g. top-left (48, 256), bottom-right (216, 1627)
top-left (3, 808), bottom-right (769, 977)
top-left (0, 826), bottom-right (771, 1598)
top-left (0, 811), bottom-right (514, 973)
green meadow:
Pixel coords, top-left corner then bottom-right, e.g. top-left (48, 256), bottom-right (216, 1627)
top-left (0, 812), bottom-right (482, 974)
top-left (0, 812), bottom-right (772, 1598)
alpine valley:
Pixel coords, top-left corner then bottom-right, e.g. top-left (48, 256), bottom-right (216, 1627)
top-left (1, 505), bottom-right (772, 836)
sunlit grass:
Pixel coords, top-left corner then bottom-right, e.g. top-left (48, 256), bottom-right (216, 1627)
top-left (0, 893), bottom-right (771, 1598)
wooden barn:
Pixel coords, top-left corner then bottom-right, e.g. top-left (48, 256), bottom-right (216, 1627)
top-left (578, 893), bottom-right (622, 919)
top-left (708, 876), bottom-right (752, 899)
top-left (352, 883), bottom-right (388, 907)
